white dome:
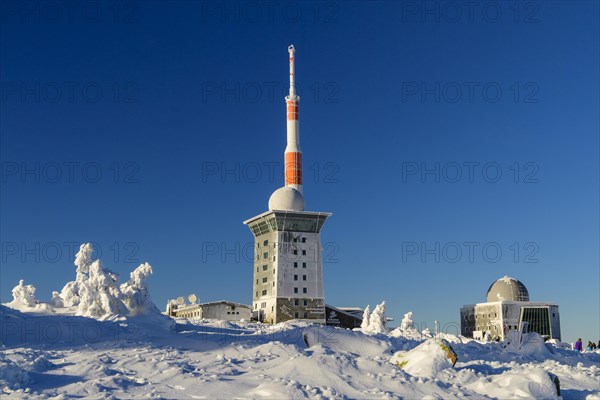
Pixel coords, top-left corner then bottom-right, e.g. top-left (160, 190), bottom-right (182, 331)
top-left (486, 276), bottom-right (529, 302)
top-left (268, 187), bottom-right (304, 211)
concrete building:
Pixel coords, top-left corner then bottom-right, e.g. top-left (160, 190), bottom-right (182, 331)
top-left (166, 300), bottom-right (251, 322)
top-left (244, 45), bottom-right (331, 324)
top-left (460, 276), bottom-right (561, 341)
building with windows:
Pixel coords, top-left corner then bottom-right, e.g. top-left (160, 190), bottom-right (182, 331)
top-left (166, 300), bottom-right (251, 321)
top-left (243, 45), bottom-right (331, 324)
top-left (460, 276), bottom-right (561, 341)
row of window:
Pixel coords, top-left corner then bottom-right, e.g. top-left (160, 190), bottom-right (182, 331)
top-left (256, 237), bottom-right (307, 249)
top-left (293, 274), bottom-right (307, 281)
top-left (294, 287), bottom-right (308, 294)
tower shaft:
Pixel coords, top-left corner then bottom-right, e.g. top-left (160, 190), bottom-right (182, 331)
top-left (285, 45), bottom-right (302, 193)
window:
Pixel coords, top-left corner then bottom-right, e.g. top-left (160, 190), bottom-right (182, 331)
top-left (303, 275), bottom-right (307, 281)
top-left (302, 262), bottom-right (306, 268)
top-left (294, 299), bottom-right (299, 306)
top-left (262, 265), bottom-right (268, 271)
top-left (262, 277), bottom-right (267, 283)
top-left (273, 256), bottom-right (275, 261)
top-left (293, 250), bottom-right (298, 255)
top-left (302, 250), bottom-right (306, 255)
top-left (303, 288), bottom-right (307, 294)
top-left (256, 279), bottom-right (258, 284)
top-left (294, 275), bottom-right (298, 281)
top-left (273, 269), bottom-right (275, 274)
top-left (271, 306), bottom-right (273, 311)
top-left (303, 300), bottom-right (307, 306)
top-left (294, 287), bottom-right (298, 293)
top-left (302, 238), bottom-right (306, 243)
top-left (294, 262), bottom-right (298, 268)
top-left (255, 291), bottom-right (258, 297)
top-left (294, 312), bottom-right (299, 318)
top-left (303, 312), bottom-right (308, 318)
top-left (293, 238), bottom-right (297, 243)
top-left (272, 282), bottom-right (275, 287)
top-left (262, 290), bottom-right (267, 296)
top-left (256, 267), bottom-right (258, 272)
top-left (263, 252), bottom-right (268, 259)
top-left (227, 311), bottom-right (230, 314)
top-left (263, 240), bottom-right (268, 246)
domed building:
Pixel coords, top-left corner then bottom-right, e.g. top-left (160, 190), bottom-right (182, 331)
top-left (460, 276), bottom-right (561, 341)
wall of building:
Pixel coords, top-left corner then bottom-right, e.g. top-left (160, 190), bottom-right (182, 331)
top-left (201, 303), bottom-right (251, 321)
top-left (250, 214), bottom-right (326, 324)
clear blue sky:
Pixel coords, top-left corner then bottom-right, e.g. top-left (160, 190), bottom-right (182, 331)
top-left (1, 1), bottom-right (598, 343)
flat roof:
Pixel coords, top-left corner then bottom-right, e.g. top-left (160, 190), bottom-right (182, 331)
top-left (243, 209), bottom-right (332, 225)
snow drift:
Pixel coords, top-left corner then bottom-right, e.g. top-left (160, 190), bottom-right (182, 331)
top-left (390, 338), bottom-right (458, 378)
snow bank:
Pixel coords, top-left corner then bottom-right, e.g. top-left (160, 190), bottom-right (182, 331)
top-left (0, 356), bottom-right (29, 390)
top-left (466, 368), bottom-right (559, 399)
top-left (390, 338), bottom-right (458, 378)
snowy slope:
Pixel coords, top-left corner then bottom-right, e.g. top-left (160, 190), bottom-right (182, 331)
top-left (1, 305), bottom-right (599, 399)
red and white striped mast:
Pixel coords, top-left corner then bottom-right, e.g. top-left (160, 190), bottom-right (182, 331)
top-left (284, 44), bottom-right (302, 194)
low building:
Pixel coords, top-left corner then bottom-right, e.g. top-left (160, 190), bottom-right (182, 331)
top-left (325, 305), bottom-right (363, 329)
top-left (460, 276), bottom-right (561, 341)
top-left (166, 300), bottom-right (251, 322)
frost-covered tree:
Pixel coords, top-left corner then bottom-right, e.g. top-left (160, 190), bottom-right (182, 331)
top-left (77, 259), bottom-right (125, 318)
top-left (400, 311), bottom-right (415, 332)
top-left (60, 243), bottom-right (95, 307)
top-left (10, 280), bottom-right (38, 307)
top-left (360, 305), bottom-right (371, 331)
top-left (50, 291), bottom-right (64, 308)
top-left (367, 301), bottom-right (387, 334)
top-left (120, 262), bottom-right (157, 315)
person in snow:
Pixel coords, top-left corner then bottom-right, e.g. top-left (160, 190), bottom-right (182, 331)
top-left (574, 338), bottom-right (583, 352)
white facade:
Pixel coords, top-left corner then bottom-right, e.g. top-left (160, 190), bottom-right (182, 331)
top-left (245, 211), bottom-right (330, 324)
top-left (460, 277), bottom-right (561, 341)
top-left (167, 301), bottom-right (251, 322)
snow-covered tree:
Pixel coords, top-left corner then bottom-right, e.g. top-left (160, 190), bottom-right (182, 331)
top-left (360, 305), bottom-right (371, 331)
top-left (10, 280), bottom-right (38, 307)
top-left (50, 291), bottom-right (64, 308)
top-left (120, 262), bottom-right (157, 315)
top-left (400, 311), bottom-right (415, 332)
top-left (60, 243), bottom-right (95, 307)
top-left (77, 259), bottom-right (125, 318)
top-left (367, 301), bottom-right (387, 334)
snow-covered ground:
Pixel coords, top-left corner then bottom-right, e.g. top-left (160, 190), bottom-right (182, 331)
top-left (1, 305), bottom-right (599, 399)
top-left (2, 245), bottom-right (598, 399)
